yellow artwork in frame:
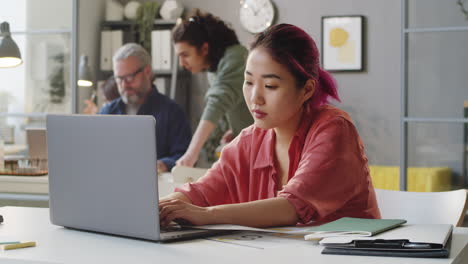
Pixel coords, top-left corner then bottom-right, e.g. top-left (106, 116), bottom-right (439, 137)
top-left (322, 15), bottom-right (365, 72)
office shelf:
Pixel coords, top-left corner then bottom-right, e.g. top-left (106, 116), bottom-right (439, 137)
top-left (101, 19), bottom-right (178, 29)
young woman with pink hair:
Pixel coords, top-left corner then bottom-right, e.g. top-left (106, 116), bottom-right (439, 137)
top-left (160, 24), bottom-right (380, 227)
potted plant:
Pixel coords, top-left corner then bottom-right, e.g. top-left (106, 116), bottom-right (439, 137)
top-left (135, 1), bottom-right (160, 53)
top-left (49, 53), bottom-right (66, 104)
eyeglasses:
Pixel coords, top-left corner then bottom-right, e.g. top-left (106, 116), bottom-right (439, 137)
top-left (114, 66), bottom-right (145, 84)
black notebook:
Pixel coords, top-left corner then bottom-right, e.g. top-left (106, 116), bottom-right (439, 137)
top-left (322, 247), bottom-right (449, 258)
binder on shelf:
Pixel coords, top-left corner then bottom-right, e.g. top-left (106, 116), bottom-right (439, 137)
top-left (160, 30), bottom-right (172, 70)
top-left (100, 30), bottom-right (112, 71)
top-left (111, 30), bottom-right (123, 64)
top-left (151, 30), bottom-right (172, 71)
top-left (151, 30), bottom-right (162, 70)
top-left (320, 224), bottom-right (453, 258)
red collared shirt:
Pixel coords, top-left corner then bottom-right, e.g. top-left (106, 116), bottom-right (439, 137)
top-left (175, 105), bottom-right (381, 224)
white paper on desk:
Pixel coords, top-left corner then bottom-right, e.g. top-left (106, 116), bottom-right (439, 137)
top-left (319, 224), bottom-right (453, 246)
top-left (189, 224), bottom-right (314, 234)
top-left (206, 231), bottom-right (312, 249)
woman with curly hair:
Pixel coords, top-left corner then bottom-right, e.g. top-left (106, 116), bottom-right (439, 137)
top-left (173, 9), bottom-right (253, 167)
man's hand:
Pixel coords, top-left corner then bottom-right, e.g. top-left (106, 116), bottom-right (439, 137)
top-left (83, 100), bottom-right (98, 115)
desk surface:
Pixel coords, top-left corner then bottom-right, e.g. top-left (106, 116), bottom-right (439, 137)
top-left (1, 206), bottom-right (468, 264)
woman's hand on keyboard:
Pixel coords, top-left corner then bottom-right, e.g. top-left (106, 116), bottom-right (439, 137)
top-left (159, 199), bottom-right (214, 227)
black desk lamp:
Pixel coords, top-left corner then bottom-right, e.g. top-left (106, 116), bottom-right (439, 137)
top-left (0, 21), bottom-right (22, 68)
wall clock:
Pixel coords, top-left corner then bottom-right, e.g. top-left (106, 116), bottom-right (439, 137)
top-left (239, 0), bottom-right (276, 33)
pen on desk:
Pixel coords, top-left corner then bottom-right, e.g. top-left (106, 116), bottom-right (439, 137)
top-left (3, 241), bottom-right (36, 250)
top-left (353, 239), bottom-right (440, 250)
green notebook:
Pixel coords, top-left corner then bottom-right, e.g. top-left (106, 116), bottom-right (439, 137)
top-left (304, 217), bottom-right (406, 240)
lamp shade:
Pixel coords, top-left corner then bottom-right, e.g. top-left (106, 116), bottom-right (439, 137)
top-left (78, 54), bottom-right (93, 87)
top-left (0, 22), bottom-right (23, 68)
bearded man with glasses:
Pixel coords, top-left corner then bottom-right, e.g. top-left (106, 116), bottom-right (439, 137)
top-left (99, 43), bottom-right (191, 173)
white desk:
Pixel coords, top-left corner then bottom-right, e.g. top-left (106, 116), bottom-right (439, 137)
top-left (0, 173), bottom-right (179, 203)
top-left (1, 207), bottom-right (468, 264)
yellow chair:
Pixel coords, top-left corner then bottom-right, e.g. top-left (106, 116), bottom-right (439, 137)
top-left (369, 165), bottom-right (451, 192)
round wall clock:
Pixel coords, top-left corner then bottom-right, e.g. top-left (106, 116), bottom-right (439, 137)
top-left (239, 0), bottom-right (275, 33)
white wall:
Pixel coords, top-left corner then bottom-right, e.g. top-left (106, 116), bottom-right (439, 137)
top-left (178, 0), bottom-right (402, 165)
top-left (26, 0), bottom-right (73, 114)
top-left (176, 0), bottom-right (468, 186)
top-left (75, 0), bottom-right (468, 184)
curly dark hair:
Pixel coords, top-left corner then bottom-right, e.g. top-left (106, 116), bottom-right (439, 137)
top-left (172, 9), bottom-right (239, 72)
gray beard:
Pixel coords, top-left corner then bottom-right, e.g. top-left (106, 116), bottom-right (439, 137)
top-left (121, 94), bottom-right (140, 105)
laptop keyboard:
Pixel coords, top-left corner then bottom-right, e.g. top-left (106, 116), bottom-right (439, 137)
top-left (160, 224), bottom-right (183, 233)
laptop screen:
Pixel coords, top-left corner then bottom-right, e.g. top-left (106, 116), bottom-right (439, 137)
top-left (47, 114), bottom-right (161, 241)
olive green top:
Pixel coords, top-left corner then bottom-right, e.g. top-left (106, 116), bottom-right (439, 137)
top-left (202, 44), bottom-right (253, 136)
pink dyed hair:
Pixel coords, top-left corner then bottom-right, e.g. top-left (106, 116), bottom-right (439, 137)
top-left (250, 24), bottom-right (340, 108)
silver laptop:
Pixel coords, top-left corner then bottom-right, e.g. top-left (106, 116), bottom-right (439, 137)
top-left (46, 114), bottom-right (227, 242)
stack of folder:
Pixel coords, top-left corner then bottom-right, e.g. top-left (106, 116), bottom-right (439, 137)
top-left (319, 222), bottom-right (453, 258)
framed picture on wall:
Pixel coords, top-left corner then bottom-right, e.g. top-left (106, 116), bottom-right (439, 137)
top-left (321, 15), bottom-right (365, 72)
